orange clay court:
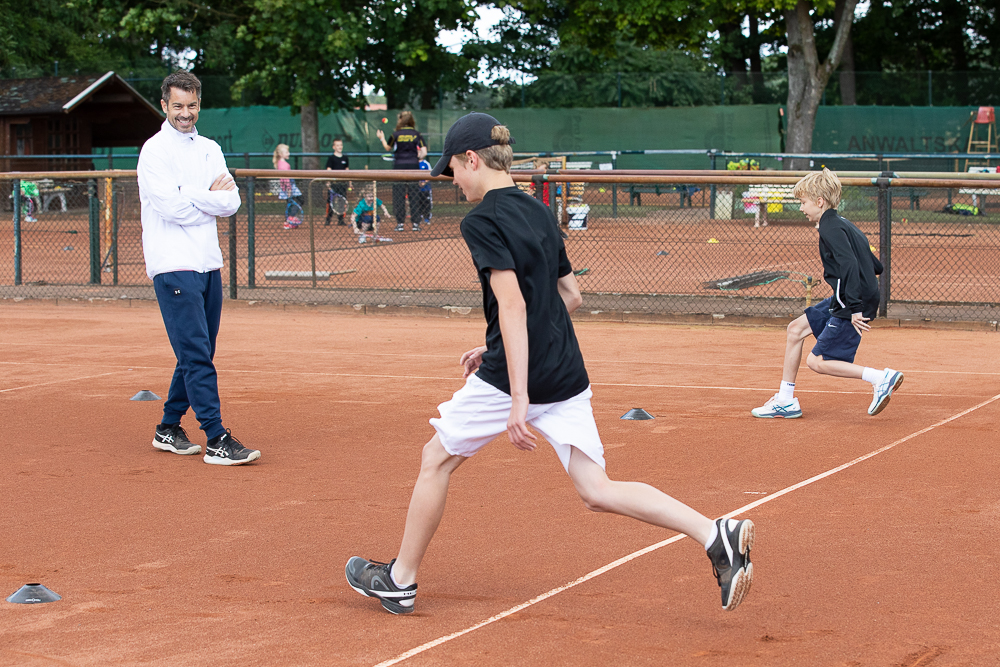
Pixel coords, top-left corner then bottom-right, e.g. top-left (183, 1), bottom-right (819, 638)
top-left (1, 301), bottom-right (998, 666)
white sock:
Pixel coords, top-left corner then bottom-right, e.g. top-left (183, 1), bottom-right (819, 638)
top-left (389, 564), bottom-right (408, 589)
top-left (777, 381), bottom-right (795, 401)
top-left (705, 520), bottom-right (719, 550)
top-left (861, 367), bottom-right (882, 386)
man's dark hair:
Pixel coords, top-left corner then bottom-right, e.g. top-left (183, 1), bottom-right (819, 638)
top-left (161, 71), bottom-right (202, 102)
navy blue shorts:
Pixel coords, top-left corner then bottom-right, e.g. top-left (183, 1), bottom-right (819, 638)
top-left (805, 297), bottom-right (861, 363)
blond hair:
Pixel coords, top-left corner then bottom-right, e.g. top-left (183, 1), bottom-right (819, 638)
top-left (272, 143), bottom-right (290, 168)
top-left (793, 167), bottom-right (841, 209)
top-left (454, 125), bottom-right (514, 173)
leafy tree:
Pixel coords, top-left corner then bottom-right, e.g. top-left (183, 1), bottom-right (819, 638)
top-left (489, 40), bottom-right (721, 108)
top-left (116, 0), bottom-right (480, 166)
top-left (0, 0), bottom-right (164, 77)
top-left (498, 0), bottom-right (855, 164)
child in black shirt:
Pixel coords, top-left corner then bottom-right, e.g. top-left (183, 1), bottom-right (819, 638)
top-left (324, 138), bottom-right (350, 226)
top-left (752, 168), bottom-right (903, 419)
top-left (346, 113), bottom-right (757, 615)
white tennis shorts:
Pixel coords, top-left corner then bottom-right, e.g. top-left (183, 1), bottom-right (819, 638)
top-left (430, 373), bottom-right (606, 472)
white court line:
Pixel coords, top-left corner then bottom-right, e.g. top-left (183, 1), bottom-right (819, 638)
top-left (0, 362), bottom-right (969, 398)
top-left (372, 392), bottom-right (1000, 667)
top-left (0, 371), bottom-right (121, 394)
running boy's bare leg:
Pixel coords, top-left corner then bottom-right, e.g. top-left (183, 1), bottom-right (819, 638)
top-left (391, 434), bottom-right (466, 586)
top-left (566, 447), bottom-right (754, 610)
top-left (752, 314), bottom-right (812, 418)
top-left (782, 314), bottom-right (814, 383)
top-left (806, 353), bottom-right (864, 379)
top-left (566, 447), bottom-right (712, 545)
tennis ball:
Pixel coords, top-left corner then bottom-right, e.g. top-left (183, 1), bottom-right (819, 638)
top-left (708, 238), bottom-right (719, 244)
top-left (599, 188), bottom-right (606, 193)
top-left (869, 244), bottom-right (877, 253)
top-left (381, 117), bottom-right (388, 124)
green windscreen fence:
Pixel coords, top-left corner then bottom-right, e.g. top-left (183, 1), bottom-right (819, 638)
top-left (84, 105), bottom-right (990, 172)
top-left (192, 105), bottom-right (784, 170)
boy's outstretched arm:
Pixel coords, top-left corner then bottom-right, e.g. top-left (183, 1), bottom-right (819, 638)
top-left (557, 272), bottom-right (583, 314)
top-left (489, 268), bottom-right (537, 452)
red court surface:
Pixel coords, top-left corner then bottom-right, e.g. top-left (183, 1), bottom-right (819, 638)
top-left (1, 301), bottom-right (998, 666)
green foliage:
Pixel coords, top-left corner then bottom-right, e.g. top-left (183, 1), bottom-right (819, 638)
top-left (494, 40), bottom-right (722, 107)
top-left (0, 0), bottom-right (164, 76)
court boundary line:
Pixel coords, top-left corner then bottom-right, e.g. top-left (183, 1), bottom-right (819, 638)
top-left (0, 361), bottom-right (966, 398)
top-left (0, 371), bottom-right (121, 394)
top-left (372, 392), bottom-right (1000, 667)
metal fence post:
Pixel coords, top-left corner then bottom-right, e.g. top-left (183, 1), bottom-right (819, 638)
top-left (709, 150), bottom-right (718, 219)
top-left (88, 179), bottom-right (100, 284)
top-left (112, 183), bottom-right (119, 286)
top-left (247, 177), bottom-right (256, 289)
top-left (611, 151), bottom-right (618, 219)
top-left (876, 174), bottom-right (892, 318)
top-left (229, 213), bottom-right (238, 300)
top-left (12, 178), bottom-right (21, 286)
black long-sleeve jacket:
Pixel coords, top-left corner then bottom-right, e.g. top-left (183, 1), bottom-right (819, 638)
top-left (818, 208), bottom-right (884, 320)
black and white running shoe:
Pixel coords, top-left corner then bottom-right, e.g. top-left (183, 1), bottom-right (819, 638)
top-left (153, 423), bottom-right (200, 455)
top-left (345, 557), bottom-right (417, 615)
top-left (706, 517), bottom-right (755, 611)
top-left (204, 430), bottom-right (260, 466)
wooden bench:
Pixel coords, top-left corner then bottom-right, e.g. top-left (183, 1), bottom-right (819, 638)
top-left (628, 184), bottom-right (701, 207)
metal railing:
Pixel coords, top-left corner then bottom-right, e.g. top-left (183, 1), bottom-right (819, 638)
top-left (4, 169), bottom-right (1000, 322)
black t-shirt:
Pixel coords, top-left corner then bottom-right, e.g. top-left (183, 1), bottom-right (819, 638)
top-left (461, 186), bottom-right (589, 403)
top-left (325, 154), bottom-right (349, 170)
top-left (387, 128), bottom-right (425, 168)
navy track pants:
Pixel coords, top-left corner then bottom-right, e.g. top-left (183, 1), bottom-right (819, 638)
top-left (153, 269), bottom-right (225, 439)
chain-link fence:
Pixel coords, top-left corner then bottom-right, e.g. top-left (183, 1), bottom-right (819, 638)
top-left (4, 170), bottom-right (1000, 322)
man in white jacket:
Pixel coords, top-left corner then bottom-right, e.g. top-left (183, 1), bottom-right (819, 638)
top-left (137, 71), bottom-right (260, 466)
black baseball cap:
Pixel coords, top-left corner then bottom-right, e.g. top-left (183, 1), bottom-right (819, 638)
top-left (431, 112), bottom-right (515, 177)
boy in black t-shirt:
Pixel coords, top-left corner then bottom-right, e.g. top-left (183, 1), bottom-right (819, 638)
top-left (324, 138), bottom-right (350, 226)
top-left (346, 113), bottom-right (758, 615)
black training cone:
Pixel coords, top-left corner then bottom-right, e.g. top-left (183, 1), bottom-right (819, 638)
top-left (7, 583), bottom-right (61, 604)
top-left (130, 390), bottom-right (161, 401)
top-left (621, 408), bottom-right (654, 420)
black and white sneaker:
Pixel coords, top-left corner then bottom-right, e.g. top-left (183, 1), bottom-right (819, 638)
top-left (345, 557), bottom-right (417, 615)
top-left (395, 223), bottom-right (405, 232)
top-left (153, 423), bottom-right (200, 455)
top-left (411, 223), bottom-right (420, 231)
top-left (204, 430), bottom-right (260, 466)
top-left (706, 518), bottom-right (755, 611)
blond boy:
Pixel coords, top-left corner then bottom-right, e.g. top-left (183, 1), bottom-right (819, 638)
top-left (752, 168), bottom-right (903, 419)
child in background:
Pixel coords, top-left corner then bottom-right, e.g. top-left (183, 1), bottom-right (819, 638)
top-left (273, 143), bottom-right (302, 229)
top-left (351, 187), bottom-right (390, 242)
top-left (752, 168), bottom-right (903, 419)
top-left (414, 158), bottom-right (433, 226)
top-left (325, 138), bottom-right (351, 226)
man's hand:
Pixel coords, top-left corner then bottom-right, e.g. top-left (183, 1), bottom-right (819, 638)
top-left (851, 312), bottom-right (871, 335)
top-left (507, 395), bottom-right (536, 451)
top-left (460, 345), bottom-right (488, 378)
top-left (210, 172), bottom-right (236, 192)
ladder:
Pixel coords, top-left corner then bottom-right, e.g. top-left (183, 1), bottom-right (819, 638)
top-left (964, 107), bottom-right (997, 171)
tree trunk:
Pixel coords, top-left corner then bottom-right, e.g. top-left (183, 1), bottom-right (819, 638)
top-left (784, 0), bottom-right (857, 169)
top-left (300, 101), bottom-right (320, 170)
top-left (834, 0), bottom-right (857, 105)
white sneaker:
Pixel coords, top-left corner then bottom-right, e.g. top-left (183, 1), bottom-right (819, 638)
top-left (869, 368), bottom-right (904, 416)
top-left (751, 394), bottom-right (802, 419)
